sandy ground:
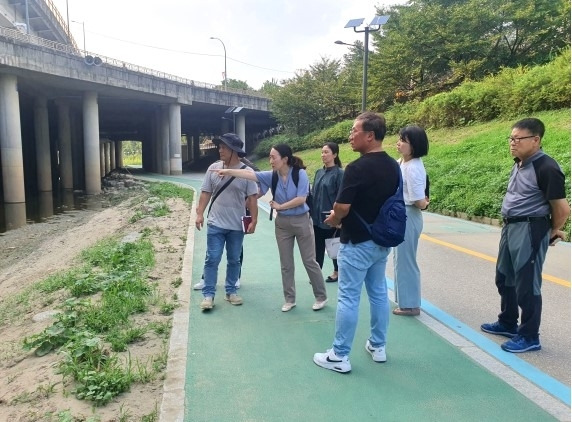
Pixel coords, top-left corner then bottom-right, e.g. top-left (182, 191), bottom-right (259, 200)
top-left (0, 183), bottom-right (191, 421)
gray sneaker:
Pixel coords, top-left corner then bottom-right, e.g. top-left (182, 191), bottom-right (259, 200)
top-left (193, 280), bottom-right (205, 290)
top-left (225, 293), bottom-right (243, 305)
top-left (200, 296), bottom-right (214, 310)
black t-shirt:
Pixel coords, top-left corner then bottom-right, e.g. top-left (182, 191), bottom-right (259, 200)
top-left (336, 151), bottom-right (400, 244)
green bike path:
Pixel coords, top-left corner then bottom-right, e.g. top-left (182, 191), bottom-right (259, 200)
top-left (141, 174), bottom-right (562, 422)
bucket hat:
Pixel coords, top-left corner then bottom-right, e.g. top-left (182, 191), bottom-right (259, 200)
top-left (213, 133), bottom-right (246, 157)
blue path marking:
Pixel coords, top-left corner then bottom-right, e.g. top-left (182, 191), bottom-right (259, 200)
top-left (385, 277), bottom-right (571, 406)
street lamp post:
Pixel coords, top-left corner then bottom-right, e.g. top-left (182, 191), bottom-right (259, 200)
top-left (210, 37), bottom-right (227, 91)
top-left (339, 16), bottom-right (389, 112)
top-left (72, 20), bottom-right (86, 53)
top-left (24, 0), bottom-right (30, 34)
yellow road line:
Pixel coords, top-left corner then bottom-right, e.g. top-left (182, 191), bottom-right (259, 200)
top-left (420, 234), bottom-right (571, 288)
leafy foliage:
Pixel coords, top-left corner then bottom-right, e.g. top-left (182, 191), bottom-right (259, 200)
top-left (21, 236), bottom-right (170, 406)
top-left (255, 109), bottom-right (570, 235)
top-left (368, 0), bottom-right (570, 108)
top-left (266, 0), bottom-right (569, 128)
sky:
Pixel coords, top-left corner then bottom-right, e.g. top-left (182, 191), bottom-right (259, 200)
top-left (50, 0), bottom-right (404, 90)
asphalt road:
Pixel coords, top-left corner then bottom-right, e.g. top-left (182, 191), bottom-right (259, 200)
top-left (384, 212), bottom-right (571, 387)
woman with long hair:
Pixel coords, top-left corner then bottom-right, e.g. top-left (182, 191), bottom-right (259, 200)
top-left (393, 125), bottom-right (430, 316)
top-left (311, 142), bottom-right (344, 282)
top-left (212, 143), bottom-right (328, 312)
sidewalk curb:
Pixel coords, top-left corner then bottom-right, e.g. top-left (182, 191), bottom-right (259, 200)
top-left (159, 187), bottom-right (197, 422)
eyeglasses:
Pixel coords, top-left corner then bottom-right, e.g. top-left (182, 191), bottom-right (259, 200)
top-left (506, 135), bottom-right (537, 143)
top-left (349, 129), bottom-right (371, 136)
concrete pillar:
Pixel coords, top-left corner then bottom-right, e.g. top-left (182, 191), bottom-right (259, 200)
top-left (221, 118), bottom-right (231, 134)
top-left (116, 141), bottom-right (123, 168)
top-left (83, 91), bottom-right (101, 194)
top-left (236, 114), bottom-right (246, 154)
top-left (57, 101), bottom-right (73, 190)
top-left (161, 106), bottom-right (170, 175)
top-left (38, 190), bottom-right (54, 220)
top-left (110, 141), bottom-right (116, 171)
top-left (0, 74), bottom-right (26, 230)
top-left (99, 143), bottom-right (105, 178)
top-left (34, 96), bottom-right (52, 192)
top-left (191, 130), bottom-right (201, 163)
top-left (168, 103), bottom-right (182, 175)
top-left (104, 142), bottom-right (110, 176)
top-left (153, 109), bottom-right (162, 173)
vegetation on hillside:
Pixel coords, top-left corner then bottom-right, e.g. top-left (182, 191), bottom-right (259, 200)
top-left (253, 109), bottom-right (571, 236)
top-left (263, 0), bottom-right (569, 136)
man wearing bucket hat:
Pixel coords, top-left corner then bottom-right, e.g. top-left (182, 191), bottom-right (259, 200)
top-left (195, 133), bottom-right (259, 310)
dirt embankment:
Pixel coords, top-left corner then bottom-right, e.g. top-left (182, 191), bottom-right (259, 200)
top-left (0, 185), bottom-right (192, 421)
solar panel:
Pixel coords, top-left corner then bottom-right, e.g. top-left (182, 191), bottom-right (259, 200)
top-left (370, 15), bottom-right (389, 26)
top-left (344, 18), bottom-right (364, 29)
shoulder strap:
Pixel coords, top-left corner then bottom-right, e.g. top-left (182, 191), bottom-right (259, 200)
top-left (207, 164), bottom-right (246, 216)
top-left (269, 167), bottom-right (302, 221)
top-left (354, 169), bottom-right (403, 233)
top-left (292, 167), bottom-right (299, 188)
top-left (270, 171), bottom-right (278, 221)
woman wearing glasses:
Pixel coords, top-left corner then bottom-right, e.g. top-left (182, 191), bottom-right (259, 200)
top-left (393, 125), bottom-right (430, 316)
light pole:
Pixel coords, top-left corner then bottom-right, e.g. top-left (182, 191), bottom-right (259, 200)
top-left (72, 20), bottom-right (86, 53)
top-left (24, 0), bottom-right (30, 34)
top-left (340, 16), bottom-right (389, 112)
top-left (210, 37), bottom-right (227, 91)
top-left (65, 0), bottom-right (70, 39)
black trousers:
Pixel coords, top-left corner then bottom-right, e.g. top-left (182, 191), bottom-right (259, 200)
top-left (313, 225), bottom-right (338, 271)
top-left (495, 218), bottom-right (550, 338)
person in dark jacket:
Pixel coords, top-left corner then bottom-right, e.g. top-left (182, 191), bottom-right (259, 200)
top-left (311, 142), bottom-right (344, 282)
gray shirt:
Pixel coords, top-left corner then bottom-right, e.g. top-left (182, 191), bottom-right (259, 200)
top-left (501, 150), bottom-right (565, 217)
top-left (202, 161), bottom-right (259, 231)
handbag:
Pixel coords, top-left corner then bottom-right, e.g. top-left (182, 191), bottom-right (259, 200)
top-left (324, 230), bottom-right (340, 259)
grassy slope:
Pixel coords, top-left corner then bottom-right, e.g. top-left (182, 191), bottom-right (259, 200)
top-left (255, 109), bottom-right (571, 233)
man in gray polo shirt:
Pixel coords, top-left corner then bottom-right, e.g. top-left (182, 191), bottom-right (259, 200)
top-left (195, 134), bottom-right (259, 311)
top-left (481, 118), bottom-right (569, 353)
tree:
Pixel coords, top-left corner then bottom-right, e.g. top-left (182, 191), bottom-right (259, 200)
top-left (259, 79), bottom-right (281, 97)
top-left (367, 0), bottom-right (570, 109)
top-left (224, 79), bottom-right (254, 91)
top-left (270, 57), bottom-right (352, 135)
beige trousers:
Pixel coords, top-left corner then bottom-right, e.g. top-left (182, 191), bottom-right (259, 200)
top-left (274, 213), bottom-right (327, 304)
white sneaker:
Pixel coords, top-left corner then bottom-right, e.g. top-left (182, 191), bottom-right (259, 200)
top-left (365, 340), bottom-right (387, 362)
top-left (313, 349), bottom-right (351, 373)
top-left (235, 278), bottom-right (241, 289)
top-left (281, 302), bottom-right (296, 312)
top-left (200, 297), bottom-right (214, 310)
top-left (193, 280), bottom-right (205, 290)
top-left (312, 299), bottom-right (328, 311)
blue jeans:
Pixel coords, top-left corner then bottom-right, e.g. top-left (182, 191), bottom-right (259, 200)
top-left (333, 240), bottom-right (390, 357)
top-left (203, 224), bottom-right (244, 298)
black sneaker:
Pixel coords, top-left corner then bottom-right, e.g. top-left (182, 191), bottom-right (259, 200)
top-left (480, 321), bottom-right (517, 338)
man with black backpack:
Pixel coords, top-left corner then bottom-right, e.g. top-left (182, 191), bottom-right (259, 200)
top-left (194, 133), bottom-right (259, 311)
top-left (313, 112), bottom-right (403, 373)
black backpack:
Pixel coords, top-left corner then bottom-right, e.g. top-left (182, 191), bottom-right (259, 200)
top-left (269, 167), bottom-right (313, 220)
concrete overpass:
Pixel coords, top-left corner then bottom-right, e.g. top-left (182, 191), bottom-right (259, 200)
top-left (0, 2), bottom-right (276, 231)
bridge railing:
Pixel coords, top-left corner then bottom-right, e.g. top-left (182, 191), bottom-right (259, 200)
top-left (36, 0), bottom-right (77, 49)
top-left (0, 25), bottom-right (269, 99)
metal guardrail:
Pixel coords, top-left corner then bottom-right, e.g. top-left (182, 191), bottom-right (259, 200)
top-left (37, 0), bottom-right (78, 49)
top-left (0, 24), bottom-right (270, 99)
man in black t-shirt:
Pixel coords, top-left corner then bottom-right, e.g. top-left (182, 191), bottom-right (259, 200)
top-left (313, 112), bottom-right (402, 373)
